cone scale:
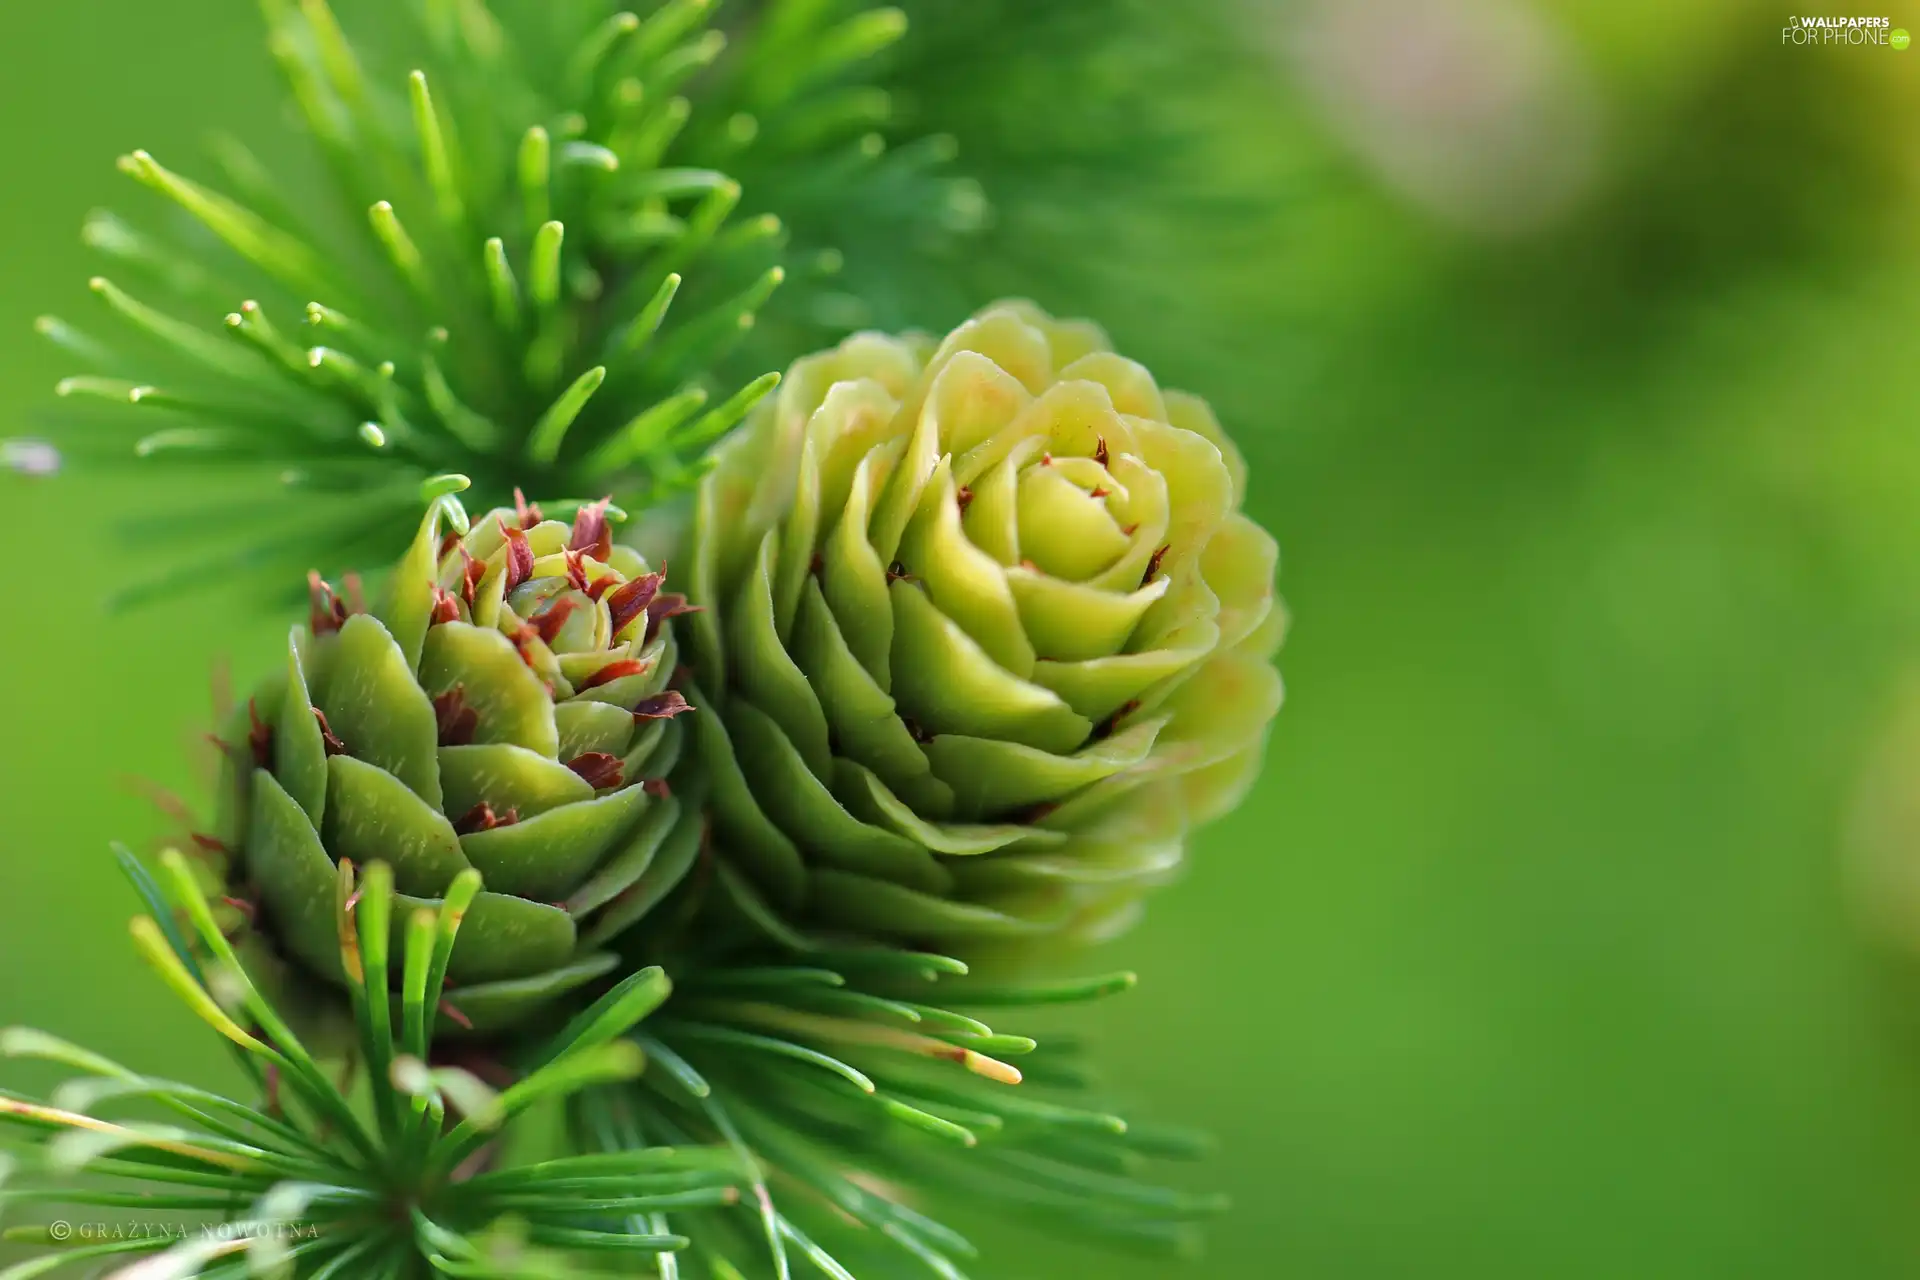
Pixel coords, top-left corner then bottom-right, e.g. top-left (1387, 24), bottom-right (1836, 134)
top-left (207, 490), bottom-right (699, 1035)
top-left (681, 302), bottom-right (1284, 951)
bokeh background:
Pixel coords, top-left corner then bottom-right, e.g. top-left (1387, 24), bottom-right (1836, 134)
top-left (8, 0), bottom-right (1920, 1275)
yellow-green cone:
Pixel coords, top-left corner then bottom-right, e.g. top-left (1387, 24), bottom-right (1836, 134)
top-left (206, 493), bottom-right (700, 1034)
top-left (681, 301), bottom-right (1285, 949)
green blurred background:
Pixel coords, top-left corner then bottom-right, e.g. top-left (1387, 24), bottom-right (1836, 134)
top-left (9, 0), bottom-right (1920, 1275)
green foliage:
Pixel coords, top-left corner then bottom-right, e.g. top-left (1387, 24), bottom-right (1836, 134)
top-left (1, 846), bottom-right (741, 1279)
top-left (19, 0), bottom-right (976, 607)
top-left (861, 0), bottom-right (1276, 352)
top-left (589, 955), bottom-right (1224, 1277)
top-left (0, 842), bottom-right (1210, 1278)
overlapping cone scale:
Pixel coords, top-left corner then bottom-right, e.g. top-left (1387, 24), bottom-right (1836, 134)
top-left (207, 495), bottom-right (699, 1034)
top-left (682, 301), bottom-right (1285, 949)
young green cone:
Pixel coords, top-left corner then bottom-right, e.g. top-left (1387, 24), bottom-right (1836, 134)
top-left (0, 486), bottom-right (1225, 1279)
top-left (681, 301), bottom-right (1284, 949)
top-left (208, 485), bottom-right (699, 1034)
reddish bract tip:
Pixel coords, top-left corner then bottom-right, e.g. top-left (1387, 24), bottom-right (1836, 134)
top-left (1141, 544), bottom-right (1169, 587)
top-left (645, 592), bottom-right (699, 642)
top-left (508, 623), bottom-right (546, 672)
top-left (569, 497), bottom-right (613, 562)
top-left (1089, 486), bottom-right (1110, 499)
top-left (498, 518), bottom-right (535, 592)
top-left (564, 548), bottom-right (591, 593)
top-left (643, 778), bottom-right (672, 798)
top-left (513, 487), bottom-right (543, 530)
top-left (955, 485), bottom-right (974, 513)
top-left (632, 690), bottom-right (693, 721)
top-left (341, 572), bottom-right (367, 617)
top-left (454, 801), bottom-right (519, 834)
top-left (579, 658), bottom-right (649, 691)
top-left (531, 594), bottom-right (581, 645)
top-left (191, 833), bottom-right (231, 855)
top-left (605, 570), bottom-right (664, 637)
top-left (1095, 437), bottom-right (1111, 468)
top-left (246, 699), bottom-right (274, 771)
top-left (307, 572), bottom-right (347, 635)
top-left (459, 546), bottom-right (485, 607)
top-left (886, 561), bottom-right (913, 583)
top-left (438, 530), bottom-right (462, 563)
top-left (438, 999), bottom-right (474, 1031)
top-left (433, 685), bottom-right (479, 747)
top-left (430, 587), bottom-right (461, 626)
top-left (311, 708), bottom-right (349, 756)
top-left (1090, 698), bottom-right (1142, 742)
top-left (566, 751), bottom-right (625, 790)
